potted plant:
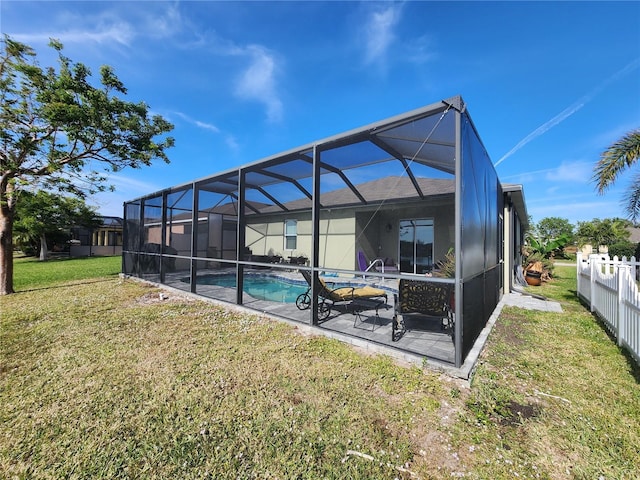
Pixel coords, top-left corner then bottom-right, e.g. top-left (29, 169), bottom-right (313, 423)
top-left (522, 233), bottom-right (569, 285)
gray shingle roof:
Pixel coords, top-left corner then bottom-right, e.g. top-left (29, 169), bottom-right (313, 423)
top-left (256, 176), bottom-right (454, 214)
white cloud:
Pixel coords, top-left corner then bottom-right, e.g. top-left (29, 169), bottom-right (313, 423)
top-left (590, 121), bottom-right (640, 151)
top-left (528, 199), bottom-right (625, 224)
top-left (106, 173), bottom-right (162, 194)
top-left (13, 22), bottom-right (135, 46)
top-left (144, 2), bottom-right (183, 39)
top-left (225, 134), bottom-right (240, 152)
top-left (495, 57), bottom-right (640, 168)
top-left (234, 45), bottom-right (283, 123)
top-left (356, 4), bottom-right (434, 71)
top-left (87, 173), bottom-right (163, 217)
top-left (194, 120), bottom-right (219, 133)
top-left (361, 4), bottom-right (402, 66)
top-left (544, 161), bottom-right (593, 184)
top-left (501, 167), bottom-right (556, 184)
top-left (494, 101), bottom-right (586, 168)
top-left (172, 111), bottom-right (220, 133)
top-left (169, 111), bottom-right (241, 153)
top-left (502, 160), bottom-right (594, 185)
top-left (405, 35), bottom-right (437, 65)
top-left (10, 3), bottom-right (285, 125)
top-left (11, 3), bottom-right (185, 47)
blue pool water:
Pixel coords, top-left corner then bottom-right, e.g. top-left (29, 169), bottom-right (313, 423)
top-left (195, 274), bottom-right (308, 303)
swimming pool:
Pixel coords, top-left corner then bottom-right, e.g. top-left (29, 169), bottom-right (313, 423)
top-left (194, 273), bottom-right (308, 303)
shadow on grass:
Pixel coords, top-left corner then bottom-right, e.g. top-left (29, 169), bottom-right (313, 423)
top-left (571, 289), bottom-right (640, 384)
top-left (624, 351), bottom-right (640, 385)
top-left (15, 275), bottom-right (120, 294)
top-left (588, 310), bottom-right (640, 385)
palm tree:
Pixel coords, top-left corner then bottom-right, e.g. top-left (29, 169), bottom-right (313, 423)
top-left (593, 129), bottom-right (640, 220)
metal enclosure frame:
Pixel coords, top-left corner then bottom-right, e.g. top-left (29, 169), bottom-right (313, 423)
top-left (122, 95), bottom-right (528, 368)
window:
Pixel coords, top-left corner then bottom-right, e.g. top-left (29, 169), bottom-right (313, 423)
top-left (284, 219), bottom-right (297, 250)
top-left (399, 219), bottom-right (434, 274)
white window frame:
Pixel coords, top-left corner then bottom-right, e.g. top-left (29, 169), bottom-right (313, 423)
top-left (398, 218), bottom-right (434, 274)
top-left (284, 219), bottom-right (297, 250)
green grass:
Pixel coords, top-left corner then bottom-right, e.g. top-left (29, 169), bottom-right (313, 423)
top-left (1, 261), bottom-right (638, 478)
top-left (450, 266), bottom-right (640, 479)
top-left (12, 254), bottom-right (121, 291)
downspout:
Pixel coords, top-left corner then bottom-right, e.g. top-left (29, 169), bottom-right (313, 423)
top-left (504, 192), bottom-right (513, 294)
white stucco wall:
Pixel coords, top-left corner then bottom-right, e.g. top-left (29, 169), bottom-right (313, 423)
top-left (245, 198), bottom-right (456, 272)
top-left (245, 209), bottom-right (356, 270)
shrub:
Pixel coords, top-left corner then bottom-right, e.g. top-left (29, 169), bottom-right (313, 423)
top-left (608, 241), bottom-right (636, 258)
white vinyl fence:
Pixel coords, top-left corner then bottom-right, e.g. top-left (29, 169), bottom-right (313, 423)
top-left (576, 252), bottom-right (640, 365)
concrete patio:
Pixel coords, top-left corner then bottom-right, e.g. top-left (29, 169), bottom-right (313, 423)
top-left (136, 266), bottom-right (562, 379)
top-left (157, 267), bottom-right (456, 365)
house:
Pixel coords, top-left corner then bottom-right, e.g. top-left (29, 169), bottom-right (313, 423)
top-left (70, 216), bottom-right (123, 257)
top-left (241, 176), bottom-right (456, 273)
top-left (122, 96), bottom-right (528, 370)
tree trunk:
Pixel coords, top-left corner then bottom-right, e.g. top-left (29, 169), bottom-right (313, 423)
top-left (0, 206), bottom-right (15, 295)
top-left (39, 232), bottom-right (49, 261)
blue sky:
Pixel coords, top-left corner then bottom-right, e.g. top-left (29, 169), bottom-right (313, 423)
top-left (2, 1), bottom-right (639, 225)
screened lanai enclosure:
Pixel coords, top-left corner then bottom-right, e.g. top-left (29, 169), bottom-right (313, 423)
top-left (123, 96), bottom-right (528, 369)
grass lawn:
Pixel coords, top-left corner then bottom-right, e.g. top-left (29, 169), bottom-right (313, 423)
top-left (12, 254), bottom-right (121, 291)
top-left (1, 260), bottom-right (638, 478)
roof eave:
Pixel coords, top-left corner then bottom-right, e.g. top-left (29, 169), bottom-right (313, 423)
top-left (502, 183), bottom-right (529, 229)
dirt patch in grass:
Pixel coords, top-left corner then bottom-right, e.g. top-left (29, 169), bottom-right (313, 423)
top-left (133, 289), bottom-right (197, 305)
top-left (490, 309), bottom-right (532, 349)
top-left (498, 400), bottom-right (541, 427)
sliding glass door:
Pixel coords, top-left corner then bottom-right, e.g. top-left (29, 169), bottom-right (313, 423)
top-left (399, 219), bottom-right (434, 274)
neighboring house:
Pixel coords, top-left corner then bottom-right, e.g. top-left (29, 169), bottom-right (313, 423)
top-left (627, 227), bottom-right (640, 244)
top-left (580, 244), bottom-right (607, 256)
top-left (580, 227), bottom-right (640, 256)
top-left (122, 96), bottom-right (528, 369)
top-left (70, 216), bottom-right (123, 257)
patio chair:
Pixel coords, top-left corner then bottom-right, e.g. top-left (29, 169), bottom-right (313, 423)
top-left (296, 270), bottom-right (388, 320)
top-left (357, 251), bottom-right (368, 273)
top-left (392, 278), bottom-right (454, 342)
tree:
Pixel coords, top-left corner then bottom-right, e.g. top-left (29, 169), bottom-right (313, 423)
top-left (0, 36), bottom-right (174, 294)
top-left (14, 190), bottom-right (101, 260)
top-left (593, 128), bottom-right (640, 219)
top-left (536, 217), bottom-right (574, 244)
top-left (524, 232), bottom-right (571, 260)
top-left (575, 218), bottom-right (631, 249)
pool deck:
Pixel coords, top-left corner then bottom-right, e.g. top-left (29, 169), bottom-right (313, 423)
top-left (160, 267), bottom-right (456, 367)
top-left (130, 265), bottom-right (562, 378)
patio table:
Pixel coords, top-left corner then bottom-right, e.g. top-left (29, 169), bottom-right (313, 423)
top-left (350, 297), bottom-right (387, 331)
